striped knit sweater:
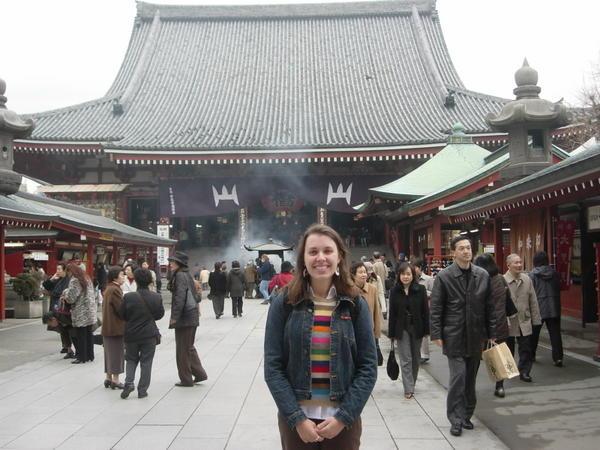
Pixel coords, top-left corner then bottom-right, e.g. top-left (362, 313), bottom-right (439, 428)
top-left (299, 295), bottom-right (339, 417)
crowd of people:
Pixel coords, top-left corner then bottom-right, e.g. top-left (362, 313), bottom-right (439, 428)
top-left (31, 222), bottom-right (566, 448)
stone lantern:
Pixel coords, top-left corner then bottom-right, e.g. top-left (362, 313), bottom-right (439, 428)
top-left (0, 77), bottom-right (35, 195)
top-left (486, 59), bottom-right (570, 180)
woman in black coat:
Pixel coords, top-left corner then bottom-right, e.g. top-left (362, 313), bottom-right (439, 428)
top-left (474, 254), bottom-right (518, 398)
top-left (208, 262), bottom-right (227, 319)
top-left (388, 262), bottom-right (429, 399)
top-left (120, 268), bottom-right (165, 399)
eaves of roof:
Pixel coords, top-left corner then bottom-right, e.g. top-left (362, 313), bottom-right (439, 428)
top-left (1, 193), bottom-right (175, 247)
top-left (441, 144), bottom-right (600, 216)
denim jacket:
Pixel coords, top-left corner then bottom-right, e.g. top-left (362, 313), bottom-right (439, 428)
top-left (264, 292), bottom-right (377, 429)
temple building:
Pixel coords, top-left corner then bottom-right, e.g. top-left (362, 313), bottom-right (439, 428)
top-left (15, 0), bottom-right (516, 252)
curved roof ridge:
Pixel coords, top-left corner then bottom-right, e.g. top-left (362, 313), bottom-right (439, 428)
top-left (26, 95), bottom-right (118, 119)
top-left (136, 0), bottom-right (436, 21)
top-left (448, 85), bottom-right (510, 103)
top-left (410, 5), bottom-right (446, 101)
top-left (118, 9), bottom-right (162, 112)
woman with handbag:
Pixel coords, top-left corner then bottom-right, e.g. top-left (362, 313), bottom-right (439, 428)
top-left (42, 262), bottom-right (74, 358)
top-left (264, 224), bottom-right (377, 449)
top-left (101, 266), bottom-right (126, 390)
top-left (350, 261), bottom-right (384, 366)
top-left (388, 262), bottom-right (429, 399)
top-left (120, 268), bottom-right (164, 399)
top-left (168, 251), bottom-right (207, 387)
top-left (62, 263), bottom-right (97, 364)
top-left (474, 254), bottom-right (518, 398)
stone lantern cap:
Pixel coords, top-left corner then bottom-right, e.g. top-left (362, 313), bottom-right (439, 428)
top-left (0, 77), bottom-right (35, 196)
top-left (0, 78), bottom-right (35, 137)
top-left (485, 59), bottom-right (570, 131)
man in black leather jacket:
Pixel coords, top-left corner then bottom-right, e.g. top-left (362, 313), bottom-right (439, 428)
top-left (430, 236), bottom-right (496, 437)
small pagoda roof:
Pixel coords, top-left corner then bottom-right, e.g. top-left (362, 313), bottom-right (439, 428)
top-left (441, 143), bottom-right (600, 219)
top-left (407, 143), bottom-right (570, 212)
top-left (25, 1), bottom-right (505, 154)
top-left (244, 242), bottom-right (294, 252)
top-left (368, 123), bottom-right (491, 201)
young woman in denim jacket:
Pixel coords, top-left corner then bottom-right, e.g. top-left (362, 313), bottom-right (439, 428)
top-left (264, 224), bottom-right (377, 449)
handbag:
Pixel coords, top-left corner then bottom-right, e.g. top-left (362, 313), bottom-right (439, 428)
top-left (136, 292), bottom-right (162, 345)
top-left (376, 341), bottom-right (384, 366)
top-left (482, 341), bottom-right (519, 382)
top-left (183, 288), bottom-right (199, 312)
top-left (386, 340), bottom-right (400, 380)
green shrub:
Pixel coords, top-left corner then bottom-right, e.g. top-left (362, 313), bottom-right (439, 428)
top-left (11, 273), bottom-right (40, 301)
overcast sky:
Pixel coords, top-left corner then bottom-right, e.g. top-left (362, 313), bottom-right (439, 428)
top-left (2, 0), bottom-right (599, 114)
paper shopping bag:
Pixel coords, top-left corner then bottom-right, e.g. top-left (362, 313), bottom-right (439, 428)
top-left (482, 342), bottom-right (519, 382)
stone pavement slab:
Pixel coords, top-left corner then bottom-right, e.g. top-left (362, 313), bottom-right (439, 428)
top-left (0, 299), bottom-right (506, 449)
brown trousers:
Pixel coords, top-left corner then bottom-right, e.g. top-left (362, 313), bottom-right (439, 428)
top-left (277, 413), bottom-right (361, 450)
top-left (174, 326), bottom-right (206, 385)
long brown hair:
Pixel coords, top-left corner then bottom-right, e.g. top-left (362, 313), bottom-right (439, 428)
top-left (286, 224), bottom-right (359, 304)
top-left (67, 263), bottom-right (91, 289)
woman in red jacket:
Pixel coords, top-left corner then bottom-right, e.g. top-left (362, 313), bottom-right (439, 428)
top-left (268, 261), bottom-right (294, 299)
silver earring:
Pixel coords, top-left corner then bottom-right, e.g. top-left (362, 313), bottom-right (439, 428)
top-left (303, 268), bottom-right (308, 278)
top-left (335, 268), bottom-right (340, 276)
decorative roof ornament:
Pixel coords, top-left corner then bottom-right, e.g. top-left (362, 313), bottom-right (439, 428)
top-left (447, 122), bottom-right (473, 144)
top-left (486, 59), bottom-right (570, 130)
top-left (0, 77), bottom-right (35, 195)
top-left (513, 58), bottom-right (540, 99)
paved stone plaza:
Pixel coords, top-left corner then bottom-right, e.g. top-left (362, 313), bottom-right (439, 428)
top-left (0, 299), bottom-right (506, 449)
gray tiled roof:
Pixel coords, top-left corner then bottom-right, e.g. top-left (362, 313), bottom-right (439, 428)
top-left (28, 1), bottom-right (506, 151)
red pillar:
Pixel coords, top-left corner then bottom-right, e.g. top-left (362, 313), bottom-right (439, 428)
top-left (595, 243), bottom-right (600, 362)
top-left (86, 241), bottom-right (94, 277)
top-left (132, 246), bottom-right (138, 262)
top-left (0, 223), bottom-right (5, 321)
top-left (46, 244), bottom-right (58, 275)
top-left (545, 206), bottom-right (554, 264)
top-left (494, 218), bottom-right (504, 268)
top-left (432, 216), bottom-right (442, 258)
top-left (112, 243), bottom-right (118, 265)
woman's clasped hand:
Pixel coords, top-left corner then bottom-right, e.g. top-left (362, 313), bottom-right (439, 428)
top-left (296, 417), bottom-right (345, 443)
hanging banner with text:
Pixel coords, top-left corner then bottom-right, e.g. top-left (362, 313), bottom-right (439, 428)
top-left (156, 225), bottom-right (170, 265)
top-left (555, 220), bottom-right (576, 290)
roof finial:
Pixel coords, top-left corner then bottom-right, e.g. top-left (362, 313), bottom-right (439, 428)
top-left (447, 122), bottom-right (472, 144)
top-left (514, 58), bottom-right (540, 98)
top-left (0, 77), bottom-right (7, 109)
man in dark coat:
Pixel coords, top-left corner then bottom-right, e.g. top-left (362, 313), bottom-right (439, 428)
top-left (529, 251), bottom-right (564, 367)
top-left (226, 260), bottom-right (246, 318)
top-left (168, 251), bottom-right (207, 387)
top-left (430, 236), bottom-right (496, 437)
